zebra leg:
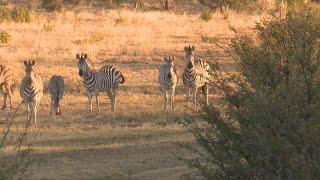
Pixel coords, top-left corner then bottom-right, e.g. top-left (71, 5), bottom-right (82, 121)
top-left (1, 93), bottom-right (6, 110)
top-left (113, 94), bottom-right (116, 112)
top-left (87, 92), bottom-right (93, 112)
top-left (25, 101), bottom-right (31, 121)
top-left (186, 87), bottom-right (191, 108)
top-left (205, 86), bottom-right (209, 106)
top-left (34, 101), bottom-right (40, 126)
top-left (193, 88), bottom-right (198, 109)
top-left (29, 101), bottom-right (34, 124)
top-left (8, 92), bottom-right (12, 109)
top-left (171, 89), bottom-right (175, 109)
top-left (112, 86), bottom-right (118, 112)
top-left (50, 97), bottom-right (54, 116)
top-left (107, 89), bottom-right (115, 112)
top-left (95, 94), bottom-right (100, 114)
top-left (202, 85), bottom-right (209, 106)
top-left (164, 91), bottom-right (168, 111)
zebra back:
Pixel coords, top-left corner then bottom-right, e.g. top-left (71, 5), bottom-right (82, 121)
top-left (0, 64), bottom-right (13, 84)
top-left (183, 58), bottom-right (211, 87)
top-left (49, 75), bottom-right (64, 101)
top-left (0, 65), bottom-right (13, 92)
top-left (97, 65), bottom-right (125, 87)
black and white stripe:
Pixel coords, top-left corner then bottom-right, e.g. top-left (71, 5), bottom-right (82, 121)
top-left (0, 64), bottom-right (13, 110)
top-left (183, 45), bottom-right (211, 108)
top-left (76, 53), bottom-right (124, 112)
top-left (48, 75), bottom-right (64, 115)
top-left (158, 56), bottom-right (178, 110)
top-left (20, 61), bottom-right (43, 126)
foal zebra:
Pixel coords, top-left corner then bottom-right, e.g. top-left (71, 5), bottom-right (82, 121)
top-left (158, 56), bottom-right (178, 110)
top-left (183, 45), bottom-right (211, 109)
top-left (48, 75), bottom-right (64, 115)
top-left (0, 65), bottom-right (13, 110)
top-left (76, 53), bottom-right (125, 112)
top-left (20, 61), bottom-right (43, 126)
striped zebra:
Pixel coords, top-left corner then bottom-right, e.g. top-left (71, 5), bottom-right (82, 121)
top-left (0, 65), bottom-right (13, 110)
top-left (183, 45), bottom-right (211, 109)
top-left (158, 56), bottom-right (178, 110)
top-left (76, 53), bottom-right (125, 112)
top-left (48, 75), bottom-right (64, 115)
top-left (20, 61), bottom-right (43, 126)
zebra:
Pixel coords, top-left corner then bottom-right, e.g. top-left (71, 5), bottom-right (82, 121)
top-left (158, 56), bottom-right (178, 110)
top-left (183, 45), bottom-right (211, 109)
top-left (48, 75), bottom-right (64, 116)
top-left (76, 53), bottom-right (125, 112)
top-left (20, 61), bottom-right (43, 126)
top-left (0, 65), bottom-right (13, 110)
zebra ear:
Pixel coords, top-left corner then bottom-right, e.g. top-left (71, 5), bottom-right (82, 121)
top-left (76, 54), bottom-right (80, 60)
top-left (24, 61), bottom-right (28, 66)
top-left (31, 61), bottom-right (35, 66)
top-left (84, 54), bottom-right (88, 59)
top-left (191, 46), bottom-right (195, 51)
top-left (184, 46), bottom-right (188, 52)
top-left (164, 56), bottom-right (169, 62)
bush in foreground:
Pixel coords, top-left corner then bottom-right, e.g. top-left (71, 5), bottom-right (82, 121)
top-left (0, 103), bottom-right (36, 179)
top-left (181, 4), bottom-right (320, 179)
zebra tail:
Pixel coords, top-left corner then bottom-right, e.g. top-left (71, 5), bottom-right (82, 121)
top-left (120, 73), bottom-right (125, 84)
top-left (56, 90), bottom-right (60, 102)
top-left (10, 85), bottom-right (14, 94)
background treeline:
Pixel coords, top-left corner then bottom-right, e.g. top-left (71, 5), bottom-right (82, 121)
top-left (1, 0), bottom-right (318, 12)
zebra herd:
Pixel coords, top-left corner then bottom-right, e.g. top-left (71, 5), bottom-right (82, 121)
top-left (0, 45), bottom-right (212, 126)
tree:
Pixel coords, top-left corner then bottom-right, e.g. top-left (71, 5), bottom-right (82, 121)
top-left (181, 4), bottom-right (320, 179)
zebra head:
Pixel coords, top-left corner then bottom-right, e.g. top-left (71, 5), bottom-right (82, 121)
top-left (76, 53), bottom-right (90, 77)
top-left (23, 60), bottom-right (35, 77)
top-left (164, 56), bottom-right (176, 79)
top-left (184, 45), bottom-right (195, 68)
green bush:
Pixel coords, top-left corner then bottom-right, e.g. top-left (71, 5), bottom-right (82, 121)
top-left (0, 30), bottom-right (11, 43)
top-left (0, 8), bottom-right (31, 23)
top-left (198, 0), bottom-right (258, 12)
top-left (72, 33), bottom-right (104, 45)
top-left (41, 0), bottom-right (64, 11)
top-left (104, 0), bottom-right (121, 9)
top-left (181, 4), bottom-right (320, 179)
top-left (199, 10), bottom-right (212, 21)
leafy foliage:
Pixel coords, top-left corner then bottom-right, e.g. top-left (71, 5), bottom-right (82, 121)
top-left (0, 30), bottom-right (11, 43)
top-left (182, 4), bottom-right (320, 179)
top-left (0, 8), bottom-right (31, 23)
top-left (198, 0), bottom-right (258, 12)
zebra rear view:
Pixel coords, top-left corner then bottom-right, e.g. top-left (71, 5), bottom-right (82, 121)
top-left (158, 56), bottom-right (178, 110)
top-left (0, 64), bottom-right (13, 110)
top-left (76, 53), bottom-right (125, 112)
top-left (20, 61), bottom-right (43, 126)
top-left (49, 75), bottom-right (64, 115)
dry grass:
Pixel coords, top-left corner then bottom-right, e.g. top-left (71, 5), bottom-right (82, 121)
top-left (0, 8), bottom-right (266, 179)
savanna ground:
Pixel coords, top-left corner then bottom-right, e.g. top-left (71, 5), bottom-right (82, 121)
top-left (0, 1), bottom-right (267, 179)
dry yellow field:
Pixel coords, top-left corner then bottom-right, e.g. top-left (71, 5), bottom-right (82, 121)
top-left (0, 8), bottom-right (265, 179)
